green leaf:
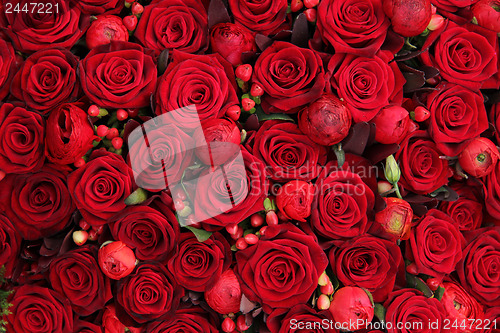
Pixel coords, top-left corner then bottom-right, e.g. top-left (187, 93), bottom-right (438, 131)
top-left (185, 226), bottom-right (212, 242)
top-left (255, 108), bottom-right (294, 122)
top-left (331, 274), bottom-right (340, 291)
top-left (263, 198), bottom-right (273, 212)
top-left (406, 272), bottom-right (433, 298)
top-left (434, 286), bottom-right (445, 301)
top-left (429, 186), bottom-right (450, 199)
top-left (124, 188), bottom-right (148, 205)
top-left (374, 303), bottom-right (386, 323)
top-left (333, 144), bottom-right (345, 168)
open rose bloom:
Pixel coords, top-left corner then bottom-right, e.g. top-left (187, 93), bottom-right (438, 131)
top-left (1, 0), bottom-right (500, 332)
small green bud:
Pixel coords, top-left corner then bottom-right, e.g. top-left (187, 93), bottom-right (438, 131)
top-left (385, 155), bottom-right (401, 184)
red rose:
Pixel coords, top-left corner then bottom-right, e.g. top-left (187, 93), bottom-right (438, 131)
top-left (328, 50), bottom-right (405, 122)
top-left (146, 304), bottom-right (220, 333)
top-left (472, 0), bottom-right (500, 33)
top-left (0, 103), bottom-right (44, 174)
top-left (373, 105), bottom-right (411, 144)
top-left (440, 181), bottom-right (483, 231)
top-left (254, 120), bottom-right (327, 182)
top-left (85, 15), bottom-right (129, 50)
top-left (79, 41), bottom-right (157, 109)
top-left (0, 38), bottom-right (17, 101)
top-left (441, 281), bottom-right (485, 333)
top-left (0, 212), bottom-right (21, 279)
top-left (406, 209), bottom-right (465, 279)
top-left (0, 165), bottom-right (75, 240)
top-left (483, 162), bottom-right (500, 219)
top-left (210, 23), bottom-right (256, 67)
top-left (490, 103), bottom-right (500, 143)
top-left (67, 150), bottom-right (136, 226)
top-left (316, 0), bottom-right (390, 57)
top-left (116, 263), bottom-right (184, 325)
top-left (383, 289), bottom-right (448, 333)
top-left (155, 51), bottom-right (238, 132)
top-left (457, 227), bottom-right (500, 307)
top-left (167, 232), bottom-right (231, 292)
top-left (395, 130), bottom-right (449, 195)
top-left (108, 194), bottom-right (180, 263)
top-left (10, 48), bottom-right (80, 113)
top-left (49, 246), bottom-right (112, 316)
top-left (45, 103), bottom-right (96, 165)
top-left (459, 137), bottom-right (500, 177)
top-left (266, 304), bottom-right (335, 333)
top-left (235, 223), bottom-right (329, 313)
top-left (252, 42), bottom-right (325, 114)
top-left (330, 234), bottom-right (404, 302)
top-left (228, 0), bottom-right (289, 36)
top-left (5, 285), bottom-right (74, 333)
top-left (426, 83), bottom-right (488, 156)
top-left (2, 0), bottom-right (90, 53)
top-left (135, 0), bottom-right (208, 56)
top-left (311, 162), bottom-right (375, 243)
top-left (73, 319), bottom-right (103, 333)
top-left (193, 147), bottom-right (269, 228)
top-left (431, 0), bottom-right (479, 13)
top-left (70, 0), bottom-right (124, 15)
top-left (421, 21), bottom-right (499, 91)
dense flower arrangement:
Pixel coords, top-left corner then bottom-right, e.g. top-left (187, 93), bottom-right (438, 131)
top-left (0, 0), bottom-right (499, 332)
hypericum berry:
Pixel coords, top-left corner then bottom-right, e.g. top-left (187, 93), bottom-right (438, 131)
top-left (88, 229), bottom-right (99, 241)
top-left (88, 105), bottom-right (100, 117)
top-left (225, 223), bottom-right (239, 235)
top-left (222, 317), bottom-right (236, 333)
top-left (123, 15), bottom-right (138, 31)
top-left (377, 180), bottom-right (393, 194)
top-left (317, 294), bottom-right (331, 310)
top-left (250, 213), bottom-right (264, 228)
top-left (112, 137), bottom-right (123, 150)
top-left (73, 230), bottom-right (89, 246)
top-left (106, 127), bottom-right (119, 140)
top-left (320, 281), bottom-right (334, 295)
top-left (427, 14), bottom-right (444, 31)
top-left (237, 315), bottom-right (250, 331)
top-left (414, 106), bottom-right (430, 122)
top-left (74, 158), bottom-right (86, 168)
top-left (266, 210), bottom-right (279, 226)
top-left (250, 83), bottom-right (264, 97)
top-left (131, 2), bottom-right (144, 15)
top-left (304, 0), bottom-right (320, 8)
top-left (260, 226), bottom-right (267, 236)
top-left (242, 98), bottom-right (255, 112)
top-left (116, 109), bottom-right (128, 121)
top-left (304, 8), bottom-right (317, 22)
top-left (244, 233), bottom-right (259, 245)
top-left (427, 278), bottom-right (441, 291)
top-left (230, 227), bottom-right (244, 240)
top-left (126, 108), bottom-right (139, 118)
top-left (406, 263), bottom-right (418, 275)
top-left (318, 271), bottom-right (329, 286)
top-left (174, 199), bottom-right (185, 211)
top-left (291, 0), bottom-right (304, 11)
top-left (226, 105), bottom-right (241, 121)
top-left (79, 219), bottom-right (90, 230)
top-left (235, 238), bottom-right (248, 250)
top-left (235, 64), bottom-right (252, 82)
top-left (97, 125), bottom-right (109, 137)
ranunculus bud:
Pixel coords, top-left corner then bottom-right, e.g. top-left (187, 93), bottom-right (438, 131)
top-left (194, 118), bottom-right (241, 166)
top-left (102, 304), bottom-right (127, 333)
top-left (441, 281), bottom-right (485, 333)
top-left (45, 103), bottom-right (97, 165)
top-left (204, 269), bottom-right (242, 314)
top-left (384, 155), bottom-right (401, 184)
top-left (373, 105), bottom-right (411, 144)
top-left (472, 0), bottom-right (500, 33)
top-left (298, 93), bottom-right (351, 146)
top-left (86, 15), bottom-right (129, 49)
top-left (459, 137), bottom-right (500, 178)
top-left (383, 0), bottom-right (432, 37)
top-left (210, 23), bottom-right (257, 67)
top-left (276, 180), bottom-right (315, 222)
top-left (372, 197), bottom-right (413, 240)
top-left (98, 241), bottom-right (137, 280)
top-left (329, 287), bottom-right (374, 331)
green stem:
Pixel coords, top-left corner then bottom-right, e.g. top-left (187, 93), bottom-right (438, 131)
top-left (394, 182), bottom-right (403, 199)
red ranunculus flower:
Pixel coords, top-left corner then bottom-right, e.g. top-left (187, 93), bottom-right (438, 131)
top-left (0, 38), bottom-right (18, 101)
top-left (441, 281), bottom-right (485, 333)
top-left (210, 23), bottom-right (256, 67)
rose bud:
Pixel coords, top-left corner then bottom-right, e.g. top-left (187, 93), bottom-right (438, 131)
top-left (194, 118), bottom-right (241, 166)
top-left (210, 23), bottom-right (257, 67)
top-left (441, 281), bottom-right (485, 333)
top-left (276, 180), bottom-right (315, 222)
top-left (222, 317), bottom-right (236, 333)
top-left (373, 105), bottom-right (411, 144)
top-left (205, 269), bottom-right (242, 314)
top-left (86, 15), bottom-right (129, 49)
top-left (384, 155), bottom-right (401, 184)
top-left (472, 0), bottom-right (500, 33)
top-left (458, 137), bottom-right (500, 178)
top-left (98, 241), bottom-right (137, 280)
top-left (329, 287), bottom-right (374, 331)
top-left (383, 0), bottom-right (432, 37)
top-left (45, 103), bottom-right (97, 165)
top-left (298, 93), bottom-right (351, 146)
top-left (371, 197), bottom-right (413, 241)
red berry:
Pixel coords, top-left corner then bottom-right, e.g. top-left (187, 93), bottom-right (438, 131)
top-left (235, 238), bottom-right (248, 250)
top-left (94, 226), bottom-right (104, 235)
top-left (131, 2), bottom-right (144, 15)
top-left (222, 317), bottom-right (236, 333)
top-left (291, 0), bottom-right (304, 12)
top-left (231, 227), bottom-right (244, 240)
top-left (303, 0), bottom-right (320, 8)
top-left (79, 219), bottom-right (90, 230)
top-left (237, 315), bottom-right (250, 331)
top-left (126, 108), bottom-right (139, 118)
top-left (320, 281), bottom-right (334, 295)
top-left (97, 125), bottom-right (109, 137)
top-left (266, 210), bottom-right (279, 226)
top-left (250, 213), bottom-right (264, 228)
top-left (173, 188), bottom-right (187, 201)
top-left (74, 158), bottom-right (86, 168)
top-left (88, 229), bottom-right (98, 241)
top-left (414, 106), bottom-right (430, 122)
top-left (225, 223), bottom-right (239, 235)
top-left (250, 83), bottom-right (264, 97)
top-left (226, 105), bottom-right (241, 121)
top-left (244, 233), bottom-right (259, 245)
top-left (406, 263), bottom-right (418, 275)
top-left (106, 127), bottom-right (119, 140)
top-left (123, 15), bottom-right (138, 31)
top-left (304, 8), bottom-right (317, 22)
top-left (427, 278), bottom-right (441, 291)
top-left (112, 137), bottom-right (123, 150)
top-left (260, 226), bottom-right (267, 236)
top-left (242, 98), bottom-right (255, 112)
top-left (73, 230), bottom-right (88, 246)
top-left (116, 109), bottom-right (128, 121)
top-left (88, 105), bottom-right (100, 117)
top-left (235, 64), bottom-right (252, 82)
top-left (174, 199), bottom-right (185, 211)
